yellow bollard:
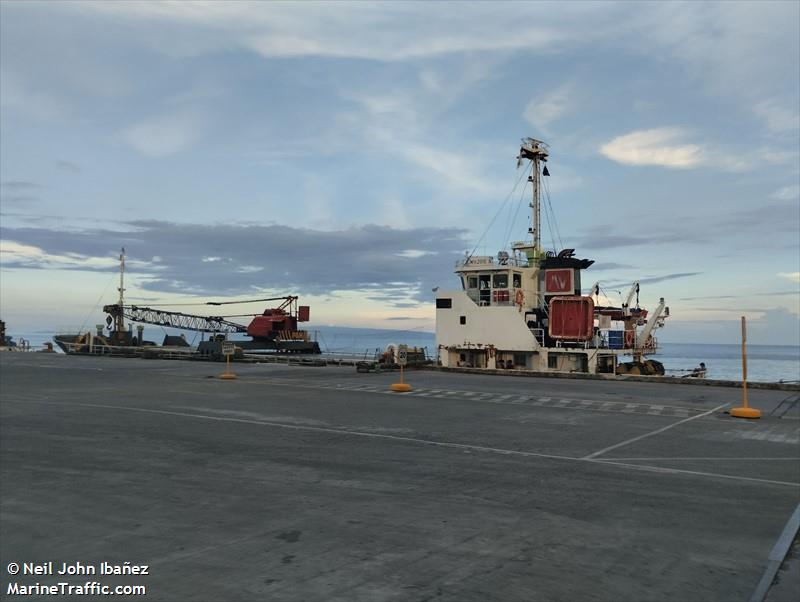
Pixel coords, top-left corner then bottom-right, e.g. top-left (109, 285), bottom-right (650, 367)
top-left (730, 316), bottom-right (760, 419)
top-left (390, 364), bottom-right (412, 392)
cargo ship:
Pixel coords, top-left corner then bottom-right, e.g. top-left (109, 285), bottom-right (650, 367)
top-left (435, 138), bottom-right (668, 375)
top-left (54, 250), bottom-right (320, 357)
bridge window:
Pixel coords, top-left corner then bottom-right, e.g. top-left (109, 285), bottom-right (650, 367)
top-left (479, 275), bottom-right (491, 304)
top-left (492, 273), bottom-right (508, 288)
top-left (436, 298), bottom-right (452, 309)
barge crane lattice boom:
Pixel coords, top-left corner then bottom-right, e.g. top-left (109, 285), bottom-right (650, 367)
top-left (102, 296), bottom-right (305, 335)
top-left (101, 304), bottom-right (248, 334)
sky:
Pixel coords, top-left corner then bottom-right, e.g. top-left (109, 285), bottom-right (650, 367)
top-left (1, 0), bottom-right (798, 345)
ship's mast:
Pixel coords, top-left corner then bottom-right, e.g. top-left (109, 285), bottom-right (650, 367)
top-left (531, 157), bottom-right (540, 249)
top-left (116, 247), bottom-right (126, 334)
top-left (517, 138), bottom-right (549, 251)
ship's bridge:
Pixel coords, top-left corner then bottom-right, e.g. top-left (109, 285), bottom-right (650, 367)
top-left (455, 254), bottom-right (536, 308)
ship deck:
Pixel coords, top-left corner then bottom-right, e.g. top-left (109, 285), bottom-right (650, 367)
top-left (1, 353), bottom-right (798, 601)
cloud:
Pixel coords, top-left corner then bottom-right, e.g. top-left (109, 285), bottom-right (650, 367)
top-left (338, 82), bottom-right (503, 197)
top-left (575, 224), bottom-right (698, 250)
top-left (523, 82), bottom-right (577, 134)
top-left (0, 195), bottom-right (39, 205)
top-left (120, 111), bottom-right (206, 158)
top-left (778, 272), bottom-right (800, 283)
top-left (772, 185), bottom-right (800, 201)
top-left (679, 294), bottom-right (736, 302)
top-left (719, 203), bottom-right (799, 234)
top-left (690, 307), bottom-right (776, 313)
top-left (1, 181), bottom-right (39, 190)
top-left (628, 2), bottom-right (799, 109)
top-left (0, 240), bottom-right (118, 270)
top-left (0, 70), bottom-right (64, 119)
top-left (680, 291), bottom-right (800, 301)
top-left (389, 140), bottom-right (497, 195)
top-left (588, 262), bottom-right (638, 272)
top-left (753, 98), bottom-right (800, 135)
top-left (661, 308), bottom-right (800, 346)
top-left (395, 250), bottom-right (437, 259)
top-left (1, 182), bottom-right (40, 206)
top-left (76, 1), bottom-right (568, 62)
top-left (0, 220), bottom-right (470, 304)
top-left (599, 127), bottom-right (797, 172)
top-left (599, 128), bottom-right (704, 169)
top-left (754, 291), bottom-right (799, 297)
top-left (56, 159), bottom-right (81, 172)
top-left (604, 272), bottom-right (702, 288)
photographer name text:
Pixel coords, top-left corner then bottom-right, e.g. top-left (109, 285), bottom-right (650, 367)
top-left (15, 562), bottom-right (149, 576)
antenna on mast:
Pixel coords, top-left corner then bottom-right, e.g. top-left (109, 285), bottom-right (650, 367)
top-left (517, 138), bottom-right (549, 250)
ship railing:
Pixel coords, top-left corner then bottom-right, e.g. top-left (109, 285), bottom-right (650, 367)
top-left (58, 340), bottom-right (191, 356)
top-left (640, 335), bottom-right (658, 354)
top-left (552, 339), bottom-right (602, 349)
top-left (0, 340), bottom-right (47, 352)
top-left (2, 338), bottom-right (34, 351)
top-left (529, 328), bottom-right (545, 346)
top-left (466, 292), bottom-right (520, 307)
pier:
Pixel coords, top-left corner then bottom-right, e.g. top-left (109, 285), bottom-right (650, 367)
top-left (1, 353), bottom-right (798, 601)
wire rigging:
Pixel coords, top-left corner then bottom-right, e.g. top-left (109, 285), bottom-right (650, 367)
top-left (501, 163), bottom-right (532, 252)
top-left (128, 296), bottom-right (293, 308)
top-left (541, 193), bottom-right (557, 254)
top-left (542, 177), bottom-right (564, 251)
top-left (466, 163), bottom-right (530, 262)
top-left (77, 270), bottom-right (118, 334)
top-left (468, 156), bottom-right (565, 259)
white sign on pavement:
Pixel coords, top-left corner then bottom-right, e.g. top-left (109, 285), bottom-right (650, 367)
top-left (397, 344), bottom-right (408, 366)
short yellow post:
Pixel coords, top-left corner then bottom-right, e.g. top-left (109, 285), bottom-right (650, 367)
top-left (219, 342), bottom-right (237, 380)
top-left (390, 345), bottom-right (412, 392)
top-left (731, 316), bottom-right (760, 419)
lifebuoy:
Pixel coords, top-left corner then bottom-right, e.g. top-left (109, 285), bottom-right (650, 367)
top-left (624, 330), bottom-right (635, 348)
top-left (515, 289), bottom-right (524, 312)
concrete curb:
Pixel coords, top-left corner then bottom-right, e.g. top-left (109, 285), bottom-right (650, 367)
top-left (424, 366), bottom-right (800, 391)
top-left (749, 503), bottom-right (800, 602)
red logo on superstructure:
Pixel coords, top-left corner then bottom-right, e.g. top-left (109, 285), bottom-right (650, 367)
top-left (545, 269), bottom-right (573, 294)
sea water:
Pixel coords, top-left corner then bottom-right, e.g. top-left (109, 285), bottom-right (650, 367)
top-left (656, 343), bottom-right (799, 383)
top-left (9, 328), bottom-right (799, 384)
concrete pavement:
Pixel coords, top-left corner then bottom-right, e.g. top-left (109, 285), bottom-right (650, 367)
top-left (1, 353), bottom-right (798, 601)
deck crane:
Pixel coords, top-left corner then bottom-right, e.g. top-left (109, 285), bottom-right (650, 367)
top-left (635, 297), bottom-right (669, 352)
top-left (621, 281), bottom-right (640, 316)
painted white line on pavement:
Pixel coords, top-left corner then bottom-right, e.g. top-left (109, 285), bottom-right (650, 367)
top-left (599, 456), bottom-right (800, 462)
top-left (582, 403), bottom-right (729, 460)
top-left (5, 400), bottom-right (798, 489)
top-left (589, 459), bottom-right (800, 488)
